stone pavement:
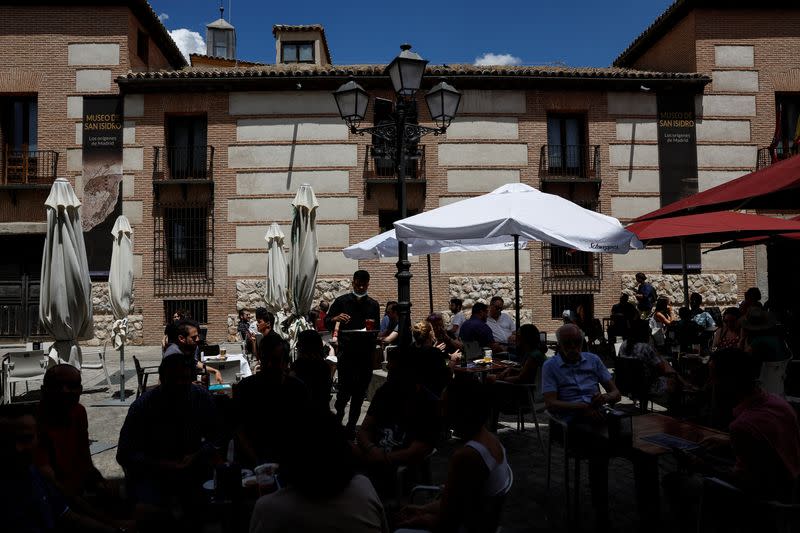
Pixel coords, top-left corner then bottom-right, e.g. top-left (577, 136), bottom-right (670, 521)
top-left (8, 344), bottom-right (685, 532)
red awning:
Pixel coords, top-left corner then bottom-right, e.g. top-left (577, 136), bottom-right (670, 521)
top-left (626, 211), bottom-right (800, 246)
top-left (634, 154), bottom-right (800, 222)
top-left (704, 215), bottom-right (800, 251)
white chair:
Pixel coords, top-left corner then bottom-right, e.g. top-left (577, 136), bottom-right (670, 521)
top-left (80, 342), bottom-right (113, 388)
top-left (761, 357), bottom-right (792, 397)
top-left (2, 350), bottom-right (52, 403)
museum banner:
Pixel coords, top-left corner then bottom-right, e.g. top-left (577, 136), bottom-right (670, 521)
top-left (82, 96), bottom-right (124, 277)
top-left (656, 92), bottom-right (700, 270)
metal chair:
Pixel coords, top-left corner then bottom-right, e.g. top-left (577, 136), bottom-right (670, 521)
top-left (395, 448), bottom-right (437, 506)
top-left (405, 464), bottom-right (513, 532)
top-left (132, 355), bottom-right (158, 398)
top-left (80, 342), bottom-right (113, 388)
top-left (698, 476), bottom-right (800, 533)
top-left (492, 372), bottom-right (545, 453)
top-left (2, 350), bottom-right (51, 403)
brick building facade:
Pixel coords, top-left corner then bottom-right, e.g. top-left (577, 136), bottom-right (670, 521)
top-left (0, 0), bottom-right (796, 345)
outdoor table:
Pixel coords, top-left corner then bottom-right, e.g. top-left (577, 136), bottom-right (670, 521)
top-left (453, 361), bottom-right (512, 382)
top-left (202, 353), bottom-right (252, 384)
top-left (629, 413), bottom-right (729, 528)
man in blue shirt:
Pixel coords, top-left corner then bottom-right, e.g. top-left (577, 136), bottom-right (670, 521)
top-left (457, 302), bottom-right (500, 353)
top-left (542, 324), bottom-right (620, 531)
top-left (635, 272), bottom-right (656, 317)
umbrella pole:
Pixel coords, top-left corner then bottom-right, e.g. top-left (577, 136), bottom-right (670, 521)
top-left (119, 342), bottom-right (125, 400)
top-left (427, 254), bottom-right (433, 315)
top-left (680, 237), bottom-right (690, 307)
top-left (514, 235), bottom-right (520, 328)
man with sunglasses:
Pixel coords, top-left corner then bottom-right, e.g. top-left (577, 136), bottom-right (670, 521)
top-left (164, 320), bottom-right (223, 384)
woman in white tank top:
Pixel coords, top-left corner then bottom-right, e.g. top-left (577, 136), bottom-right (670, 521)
top-left (396, 378), bottom-right (513, 532)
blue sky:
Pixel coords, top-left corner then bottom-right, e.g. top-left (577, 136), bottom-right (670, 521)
top-left (151, 0), bottom-right (675, 67)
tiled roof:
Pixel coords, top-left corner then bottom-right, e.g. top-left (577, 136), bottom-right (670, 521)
top-left (120, 63), bottom-right (709, 82)
top-left (189, 54), bottom-right (267, 68)
top-left (0, 0), bottom-right (187, 68)
top-left (272, 24), bottom-right (331, 64)
top-left (613, 0), bottom-right (797, 67)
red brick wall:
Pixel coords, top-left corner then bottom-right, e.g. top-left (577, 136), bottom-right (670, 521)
top-left (630, 11), bottom-right (697, 73)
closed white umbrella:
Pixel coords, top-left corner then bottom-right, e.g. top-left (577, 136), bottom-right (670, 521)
top-left (289, 184), bottom-right (319, 319)
top-left (264, 222), bottom-right (289, 314)
top-left (108, 215), bottom-right (133, 401)
top-left (40, 178), bottom-right (93, 367)
top-left (394, 183), bottom-right (642, 325)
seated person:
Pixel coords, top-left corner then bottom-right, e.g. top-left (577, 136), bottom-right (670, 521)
top-left (116, 353), bottom-right (224, 516)
top-left (1, 404), bottom-right (126, 533)
top-left (712, 307), bottom-right (741, 351)
top-left (487, 296), bottom-right (516, 350)
top-left (380, 301), bottom-right (398, 337)
top-left (618, 320), bottom-right (689, 401)
top-left (291, 329), bottom-right (333, 413)
top-left (427, 312), bottom-right (463, 356)
top-left (410, 321), bottom-right (455, 395)
top-left (740, 305), bottom-right (791, 363)
top-left (448, 298), bottom-right (466, 338)
top-left (665, 348), bottom-right (800, 530)
top-left (162, 308), bottom-right (186, 353)
top-left (250, 411), bottom-right (388, 533)
top-left (163, 319), bottom-right (223, 384)
top-left (397, 378), bottom-right (512, 533)
top-left (610, 293), bottom-right (638, 337)
top-left (491, 324), bottom-right (546, 385)
top-left (688, 292), bottom-right (716, 330)
top-left (354, 348), bottom-right (441, 495)
top-left (35, 364), bottom-right (122, 520)
top-left (542, 324), bottom-right (621, 529)
top-left (235, 335), bottom-right (311, 466)
top-left (458, 302), bottom-right (501, 353)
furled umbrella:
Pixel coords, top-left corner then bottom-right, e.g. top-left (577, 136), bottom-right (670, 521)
top-left (288, 184), bottom-right (319, 340)
top-left (264, 222), bottom-right (289, 314)
top-left (40, 178), bottom-right (93, 367)
top-left (108, 215), bottom-right (133, 401)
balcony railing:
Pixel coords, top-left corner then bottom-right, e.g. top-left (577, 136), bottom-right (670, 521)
top-left (756, 145), bottom-right (796, 171)
top-left (364, 144), bottom-right (425, 181)
top-left (539, 144), bottom-right (600, 181)
top-left (153, 145), bottom-right (214, 181)
top-left (1, 148), bottom-right (59, 186)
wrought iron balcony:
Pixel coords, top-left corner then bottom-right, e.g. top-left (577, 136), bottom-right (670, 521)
top-left (756, 145), bottom-right (795, 171)
top-left (153, 145), bottom-right (214, 181)
top-left (539, 144), bottom-right (601, 182)
top-left (1, 147), bottom-right (59, 187)
top-left (364, 144), bottom-right (425, 182)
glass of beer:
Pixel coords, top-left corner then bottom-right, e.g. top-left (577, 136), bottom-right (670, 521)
top-left (220, 346), bottom-right (227, 358)
top-left (365, 319), bottom-right (376, 331)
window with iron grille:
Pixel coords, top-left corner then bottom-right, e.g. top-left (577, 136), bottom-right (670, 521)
top-left (551, 294), bottom-right (594, 320)
top-left (163, 299), bottom-right (208, 325)
top-left (154, 202), bottom-right (214, 295)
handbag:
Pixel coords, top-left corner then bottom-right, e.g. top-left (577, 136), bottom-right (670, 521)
top-left (649, 315), bottom-right (666, 346)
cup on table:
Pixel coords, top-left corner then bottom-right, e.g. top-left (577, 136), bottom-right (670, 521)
top-left (220, 346), bottom-right (227, 358)
top-left (483, 348), bottom-right (493, 362)
top-left (365, 319), bottom-right (376, 331)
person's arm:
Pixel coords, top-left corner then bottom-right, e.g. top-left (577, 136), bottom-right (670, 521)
top-left (385, 440), bottom-right (434, 466)
top-left (381, 330), bottom-right (399, 345)
top-left (596, 377), bottom-right (621, 406)
top-left (506, 356), bottom-right (538, 384)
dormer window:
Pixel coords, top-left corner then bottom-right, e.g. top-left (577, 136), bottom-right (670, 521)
top-left (281, 42), bottom-right (314, 63)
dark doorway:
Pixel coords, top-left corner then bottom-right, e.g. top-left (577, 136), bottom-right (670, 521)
top-left (0, 234), bottom-right (46, 339)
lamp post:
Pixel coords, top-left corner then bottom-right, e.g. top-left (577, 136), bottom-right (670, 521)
top-left (333, 44), bottom-right (461, 348)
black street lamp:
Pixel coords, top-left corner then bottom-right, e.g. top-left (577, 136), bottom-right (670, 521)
top-left (333, 44), bottom-right (461, 348)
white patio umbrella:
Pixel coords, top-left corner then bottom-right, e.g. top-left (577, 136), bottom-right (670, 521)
top-left (394, 183), bottom-right (642, 325)
top-left (264, 222), bottom-right (289, 314)
top-left (108, 215), bottom-right (133, 401)
top-left (343, 229), bottom-right (529, 313)
top-left (287, 185), bottom-right (319, 343)
top-left (40, 178), bottom-right (93, 367)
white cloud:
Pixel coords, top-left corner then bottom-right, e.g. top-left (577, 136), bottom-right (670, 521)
top-left (158, 12), bottom-right (169, 23)
top-left (474, 52), bottom-right (522, 66)
top-left (169, 28), bottom-right (206, 60)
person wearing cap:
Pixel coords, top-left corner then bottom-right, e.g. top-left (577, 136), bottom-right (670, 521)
top-left (740, 305), bottom-right (790, 363)
top-left (634, 272), bottom-right (656, 318)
